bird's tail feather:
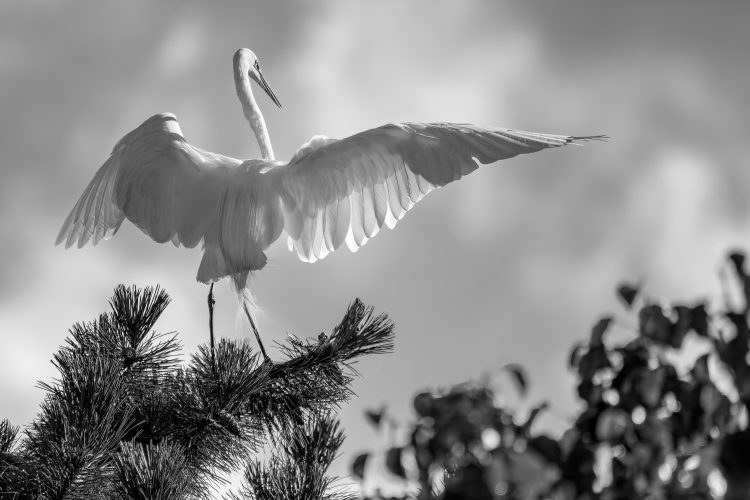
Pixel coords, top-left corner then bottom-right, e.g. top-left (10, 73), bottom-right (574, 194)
top-left (197, 245), bottom-right (228, 283)
top-left (231, 271), bottom-right (261, 334)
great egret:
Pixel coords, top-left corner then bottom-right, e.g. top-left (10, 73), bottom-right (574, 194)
top-left (57, 48), bottom-right (604, 359)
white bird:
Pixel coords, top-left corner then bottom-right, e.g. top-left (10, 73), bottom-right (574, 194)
top-left (57, 48), bottom-right (604, 359)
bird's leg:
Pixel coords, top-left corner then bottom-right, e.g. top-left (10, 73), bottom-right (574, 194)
top-left (208, 283), bottom-right (216, 369)
top-left (242, 303), bottom-right (270, 362)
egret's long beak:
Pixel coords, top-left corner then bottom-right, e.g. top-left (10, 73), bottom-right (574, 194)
top-left (255, 69), bottom-right (282, 109)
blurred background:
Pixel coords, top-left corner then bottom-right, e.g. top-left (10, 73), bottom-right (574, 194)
top-left (1, 0), bottom-right (749, 491)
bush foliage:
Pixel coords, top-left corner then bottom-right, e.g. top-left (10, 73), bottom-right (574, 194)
top-left (351, 251), bottom-right (750, 500)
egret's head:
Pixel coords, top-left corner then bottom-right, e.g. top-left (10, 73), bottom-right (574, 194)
top-left (233, 48), bottom-right (282, 108)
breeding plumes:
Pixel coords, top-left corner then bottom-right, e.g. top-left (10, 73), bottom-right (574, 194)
top-left (57, 48), bottom-right (604, 359)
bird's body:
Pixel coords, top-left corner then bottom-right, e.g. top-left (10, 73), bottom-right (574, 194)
top-left (57, 48), bottom-right (603, 354)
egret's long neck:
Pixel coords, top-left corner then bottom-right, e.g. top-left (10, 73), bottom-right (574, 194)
top-left (234, 68), bottom-right (275, 160)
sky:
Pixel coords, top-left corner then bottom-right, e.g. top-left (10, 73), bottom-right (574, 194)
top-left (2, 0), bottom-right (750, 494)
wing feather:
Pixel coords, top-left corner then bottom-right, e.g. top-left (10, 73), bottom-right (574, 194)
top-left (347, 189), bottom-right (368, 251)
top-left (278, 122), bottom-right (603, 262)
top-left (57, 152), bottom-right (125, 248)
top-left (311, 208), bottom-right (328, 261)
top-left (322, 202), bottom-right (336, 253)
top-left (361, 185), bottom-right (378, 239)
top-left (393, 163), bottom-right (415, 212)
top-left (404, 166), bottom-right (426, 205)
top-left (385, 170), bottom-right (405, 222)
top-left (373, 181), bottom-right (388, 229)
top-left (331, 197), bottom-right (351, 250)
top-left (57, 113), bottom-right (285, 282)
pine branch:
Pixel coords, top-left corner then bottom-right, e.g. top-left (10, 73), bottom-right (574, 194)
top-left (112, 441), bottom-right (198, 500)
top-left (131, 298), bottom-right (396, 491)
top-left (279, 414), bottom-right (344, 472)
top-left (65, 285), bottom-right (181, 375)
top-left (222, 301), bottom-right (394, 500)
top-left (274, 298), bottom-right (395, 369)
top-left (0, 420), bottom-right (18, 456)
top-left (328, 298), bottom-right (396, 360)
top-left (228, 414), bottom-right (357, 500)
top-left (254, 298), bottom-right (395, 430)
top-left (158, 366), bottom-right (265, 485)
top-left (176, 298), bottom-right (395, 444)
top-left (24, 351), bottom-right (135, 499)
top-left (0, 419), bottom-right (33, 499)
top-left (191, 341), bottom-right (273, 415)
top-left (1, 286), bottom-right (394, 498)
top-left (109, 285), bottom-right (171, 345)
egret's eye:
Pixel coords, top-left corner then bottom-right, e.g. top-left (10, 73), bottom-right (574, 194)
top-left (254, 60), bottom-right (260, 71)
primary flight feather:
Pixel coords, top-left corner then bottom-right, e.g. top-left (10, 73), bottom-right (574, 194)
top-left (57, 48), bottom-right (604, 355)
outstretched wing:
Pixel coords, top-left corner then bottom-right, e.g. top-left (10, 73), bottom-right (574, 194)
top-left (56, 113), bottom-right (245, 250)
top-left (278, 123), bottom-right (604, 262)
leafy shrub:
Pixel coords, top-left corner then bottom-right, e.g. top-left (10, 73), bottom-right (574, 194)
top-left (353, 251), bottom-right (750, 500)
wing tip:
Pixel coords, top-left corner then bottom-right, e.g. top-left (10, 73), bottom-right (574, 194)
top-left (55, 221), bottom-right (77, 248)
top-left (54, 229), bottom-right (66, 247)
top-left (56, 220), bottom-right (114, 249)
top-left (567, 134), bottom-right (609, 145)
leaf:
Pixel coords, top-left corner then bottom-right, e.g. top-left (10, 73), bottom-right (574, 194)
top-left (595, 408), bottom-right (629, 442)
top-left (690, 303), bottom-right (709, 337)
top-left (568, 342), bottom-right (586, 370)
top-left (719, 428), bottom-right (750, 482)
top-left (384, 447), bottom-right (407, 479)
top-left (364, 406), bottom-right (386, 429)
top-left (638, 304), bottom-right (673, 345)
top-left (616, 283), bottom-right (641, 308)
top-left (558, 427), bottom-right (581, 458)
top-left (728, 251), bottom-right (746, 275)
top-left (719, 313), bottom-right (750, 372)
top-left (700, 384), bottom-right (724, 415)
top-left (576, 379), bottom-right (596, 402)
top-left (502, 363), bottom-right (528, 395)
top-left (351, 452), bottom-right (369, 480)
top-left (590, 317), bottom-right (613, 348)
top-left (578, 346), bottom-right (611, 381)
top-left (527, 434), bottom-right (561, 464)
top-left (671, 305), bottom-right (693, 349)
top-left (692, 353), bottom-right (710, 383)
top-left (413, 392), bottom-right (435, 418)
top-left (637, 367), bottom-right (666, 407)
top-left (520, 401), bottom-right (549, 438)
